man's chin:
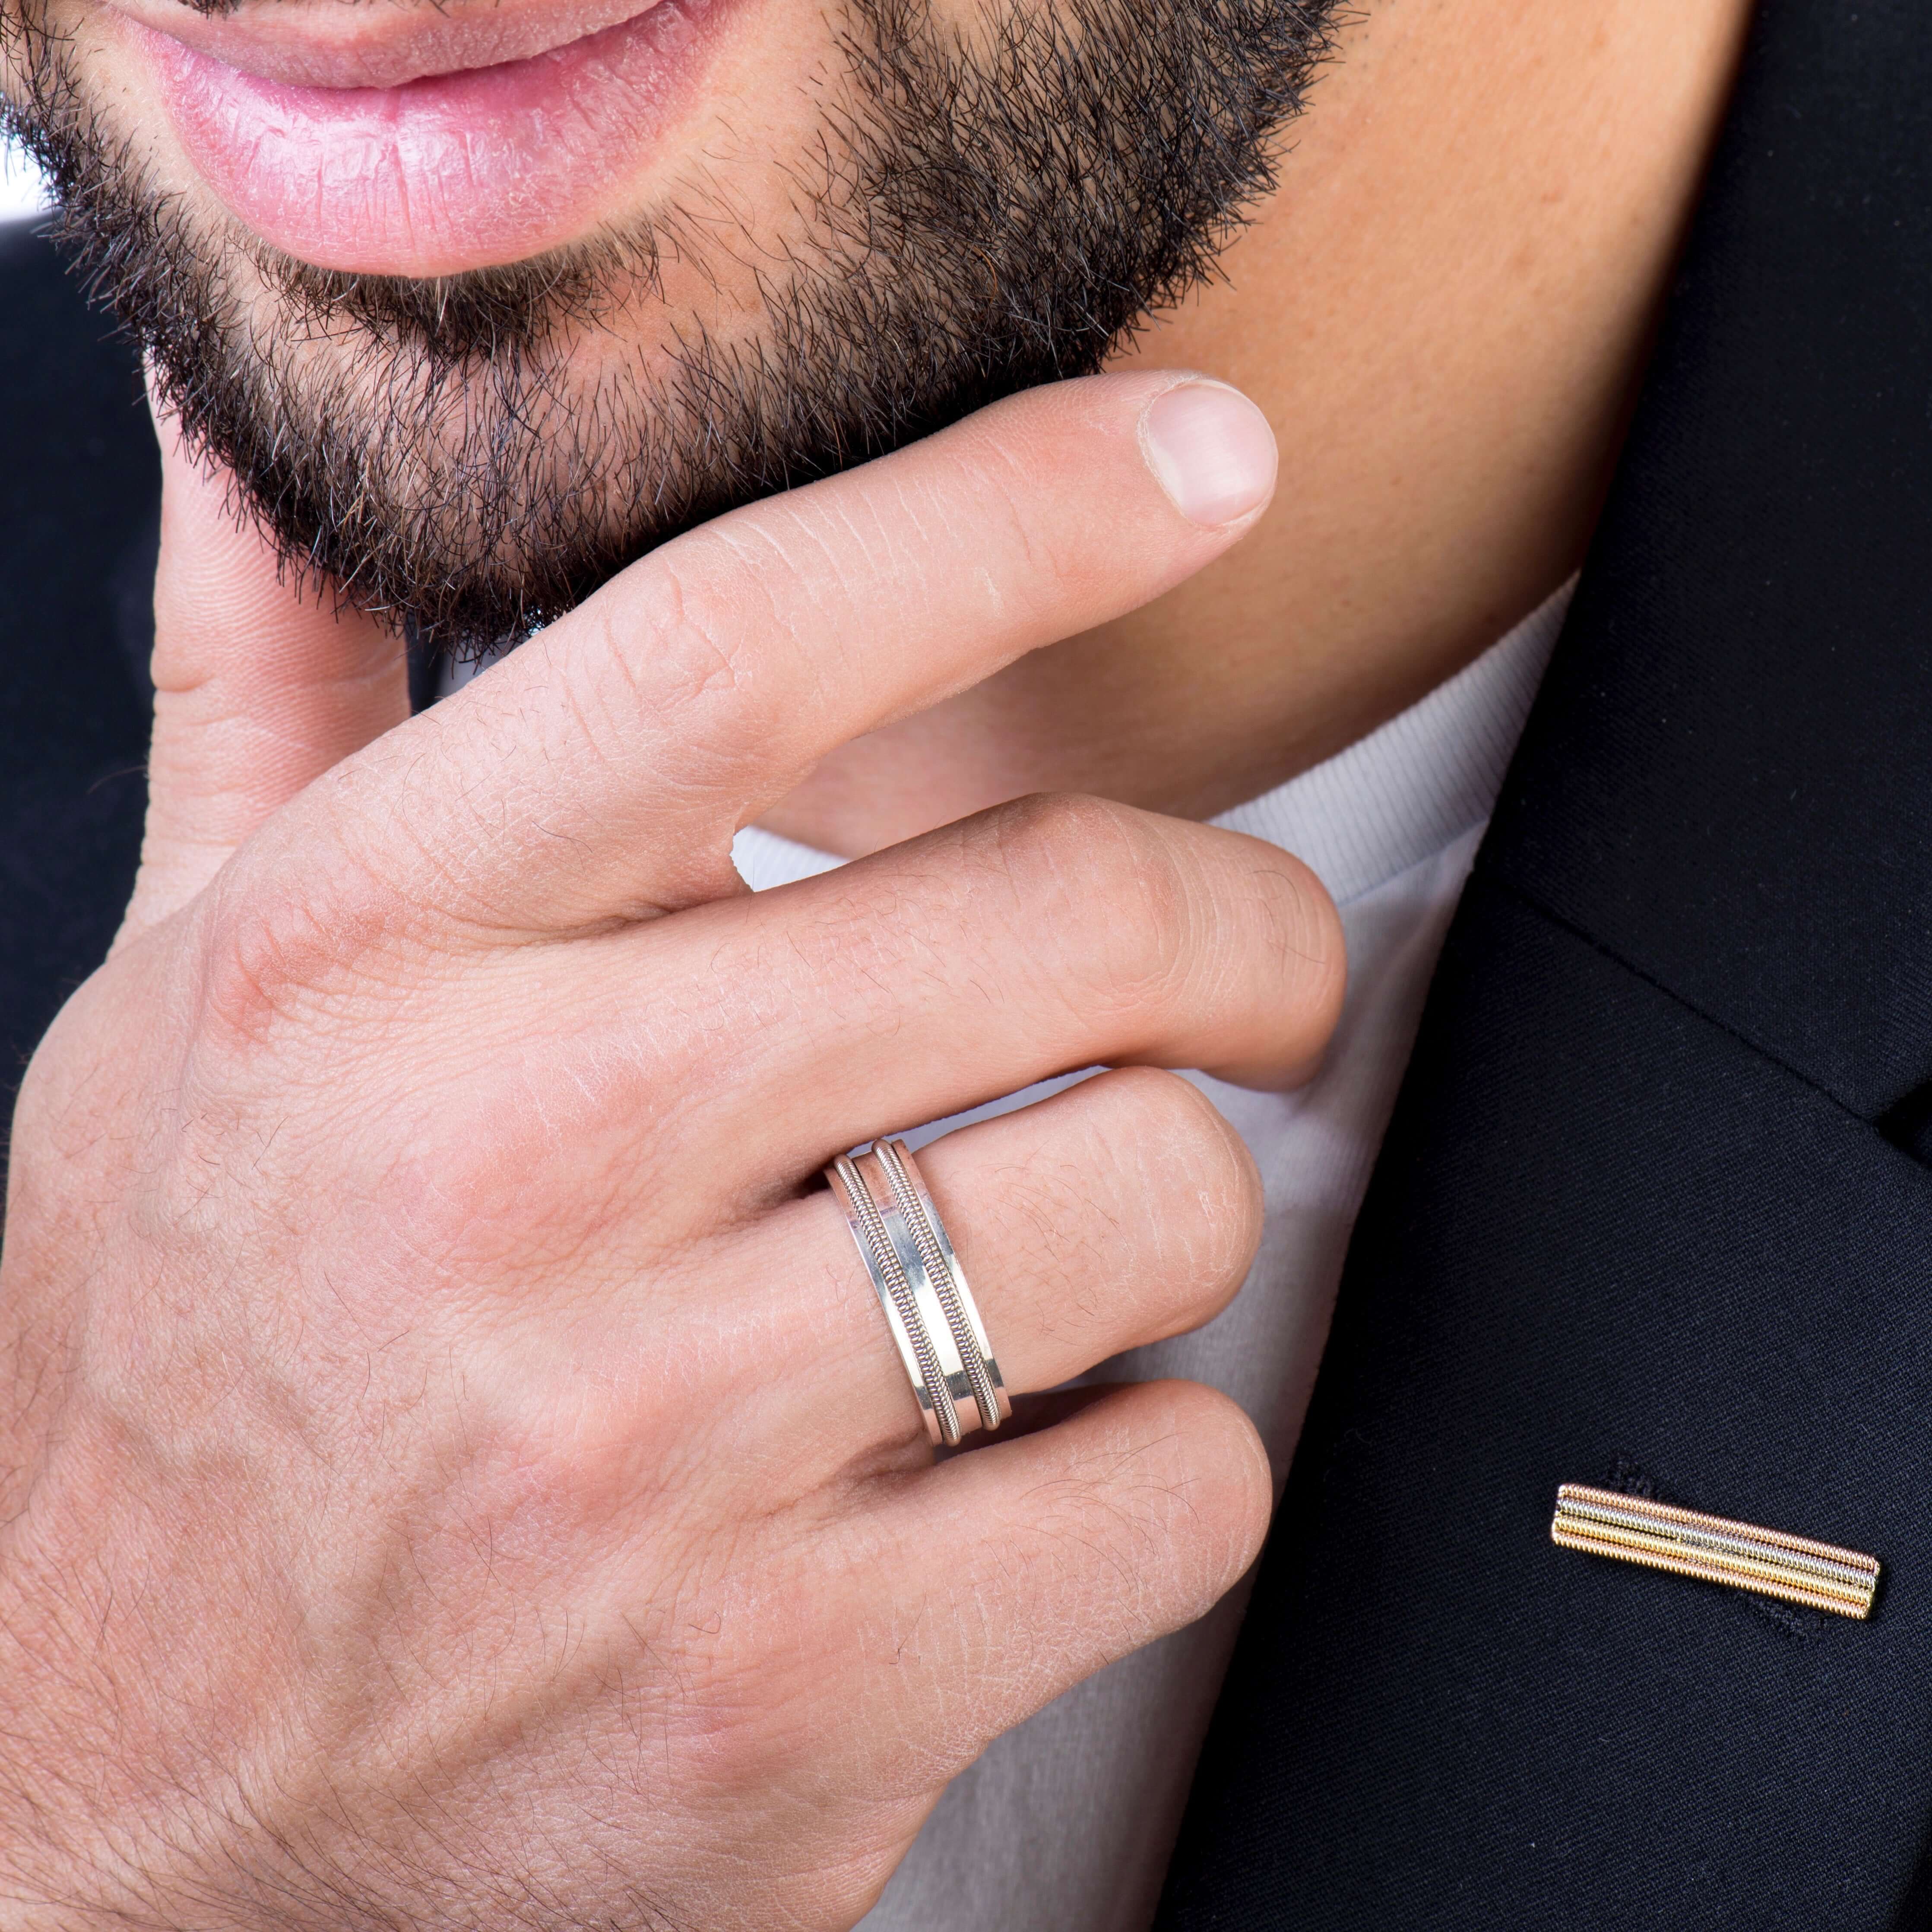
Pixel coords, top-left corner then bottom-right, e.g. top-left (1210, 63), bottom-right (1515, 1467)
top-left (6, 0), bottom-right (1339, 655)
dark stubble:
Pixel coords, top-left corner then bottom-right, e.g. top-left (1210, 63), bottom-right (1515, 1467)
top-left (2, 0), bottom-right (1338, 654)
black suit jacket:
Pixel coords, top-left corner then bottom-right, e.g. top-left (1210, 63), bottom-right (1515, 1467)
top-left (4, 0), bottom-right (1932, 1920)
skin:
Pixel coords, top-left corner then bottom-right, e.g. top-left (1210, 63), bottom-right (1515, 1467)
top-left (768, 0), bottom-right (1758, 850)
top-left (0, 0), bottom-right (1752, 1923)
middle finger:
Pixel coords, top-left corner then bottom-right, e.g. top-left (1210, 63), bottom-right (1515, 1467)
top-left (608, 790), bottom-right (1343, 1203)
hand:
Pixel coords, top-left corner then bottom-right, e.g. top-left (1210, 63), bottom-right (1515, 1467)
top-left (0, 372), bottom-right (1342, 1931)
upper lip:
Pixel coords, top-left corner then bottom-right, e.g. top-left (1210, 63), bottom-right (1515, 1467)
top-left (108, 0), bottom-right (666, 89)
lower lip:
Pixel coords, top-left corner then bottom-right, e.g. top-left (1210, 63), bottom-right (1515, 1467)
top-left (136, 0), bottom-right (725, 279)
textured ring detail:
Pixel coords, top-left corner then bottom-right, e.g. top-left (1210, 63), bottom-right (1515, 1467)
top-left (825, 1138), bottom-right (1009, 1447)
top-left (829, 1154), bottom-right (957, 1444)
top-left (874, 1138), bottom-right (1009, 1435)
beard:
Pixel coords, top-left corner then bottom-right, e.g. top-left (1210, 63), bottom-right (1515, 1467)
top-left (2, 0), bottom-right (1337, 655)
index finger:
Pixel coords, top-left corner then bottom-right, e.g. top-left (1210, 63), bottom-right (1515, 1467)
top-left (310, 371), bottom-right (1277, 936)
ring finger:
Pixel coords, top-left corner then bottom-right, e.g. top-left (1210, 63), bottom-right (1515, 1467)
top-left (726, 1064), bottom-right (1264, 1470)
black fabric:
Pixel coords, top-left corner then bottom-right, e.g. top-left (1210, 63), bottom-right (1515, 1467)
top-left (0, 218), bottom-right (156, 1104)
top-left (1156, 0), bottom-right (1932, 1925)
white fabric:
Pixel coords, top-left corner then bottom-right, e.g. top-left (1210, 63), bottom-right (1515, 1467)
top-left (732, 580), bottom-right (1573, 1932)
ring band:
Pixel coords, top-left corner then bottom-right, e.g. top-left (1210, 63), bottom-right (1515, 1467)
top-left (827, 1139), bottom-right (1010, 1447)
top-left (872, 1139), bottom-right (1008, 1437)
top-left (828, 1151), bottom-right (957, 1444)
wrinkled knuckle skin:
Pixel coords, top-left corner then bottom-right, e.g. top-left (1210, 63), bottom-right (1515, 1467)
top-left (1140, 1381), bottom-right (1274, 1604)
top-left (192, 844), bottom-right (402, 1050)
top-left (1030, 1385), bottom-right (1271, 1648)
top-left (1259, 849), bottom-right (1348, 1049)
top-left (984, 792), bottom-right (1191, 993)
top-left (618, 549), bottom-right (797, 791)
top-left (989, 790), bottom-right (1157, 877)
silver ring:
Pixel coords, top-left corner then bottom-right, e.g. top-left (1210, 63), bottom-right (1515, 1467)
top-left (826, 1139), bottom-right (1010, 1447)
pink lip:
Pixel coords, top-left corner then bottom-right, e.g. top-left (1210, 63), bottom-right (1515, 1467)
top-left (131, 0), bottom-right (726, 278)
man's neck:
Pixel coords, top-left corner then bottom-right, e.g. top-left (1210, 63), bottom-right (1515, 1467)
top-left (760, 0), bottom-right (1754, 859)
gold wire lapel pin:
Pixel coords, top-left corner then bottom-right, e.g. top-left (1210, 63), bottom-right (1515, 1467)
top-left (1551, 1483), bottom-right (1879, 1620)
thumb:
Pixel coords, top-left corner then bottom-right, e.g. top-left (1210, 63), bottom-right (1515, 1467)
top-left (120, 402), bottom-right (410, 940)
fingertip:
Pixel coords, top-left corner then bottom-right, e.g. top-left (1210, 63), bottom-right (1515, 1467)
top-left (944, 369), bottom-right (1278, 608)
top-left (1138, 377), bottom-right (1279, 529)
top-left (149, 406), bottom-right (399, 692)
top-left (153, 416), bottom-right (283, 623)
top-left (146, 364), bottom-right (232, 526)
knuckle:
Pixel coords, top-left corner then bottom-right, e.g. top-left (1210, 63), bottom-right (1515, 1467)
top-left (947, 434), bottom-right (1063, 589)
top-left (1090, 1066), bottom-right (1267, 1321)
top-left (591, 543), bottom-right (804, 798)
top-left (985, 792), bottom-right (1194, 995)
top-left (611, 554), bottom-right (741, 708)
top-left (192, 846), bottom-right (391, 1048)
top-left (194, 869), bottom-right (349, 1051)
top-left (1111, 1069), bottom-right (1264, 1306)
top-left (1036, 1384), bottom-right (1270, 1637)
top-left (1120, 1381), bottom-right (1273, 1603)
top-left (989, 789), bottom-right (1155, 865)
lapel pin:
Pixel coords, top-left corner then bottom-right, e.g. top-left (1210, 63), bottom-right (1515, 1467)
top-left (1551, 1483), bottom-right (1878, 1620)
